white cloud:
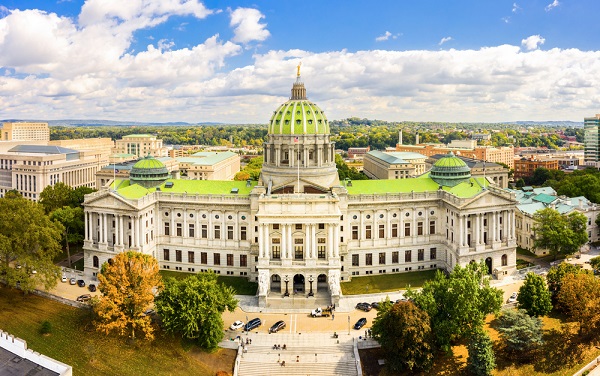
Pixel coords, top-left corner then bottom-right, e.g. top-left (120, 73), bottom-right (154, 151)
top-left (229, 8), bottom-right (270, 44)
top-left (502, 17), bottom-right (510, 24)
top-left (376, 31), bottom-right (392, 42)
top-left (512, 3), bottom-right (521, 13)
top-left (439, 36), bottom-right (453, 46)
top-left (521, 35), bottom-right (545, 50)
top-left (545, 0), bottom-right (560, 11)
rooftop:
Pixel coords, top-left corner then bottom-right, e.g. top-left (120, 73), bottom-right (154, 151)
top-left (121, 134), bottom-right (156, 138)
top-left (7, 145), bottom-right (78, 155)
top-left (113, 179), bottom-right (257, 199)
top-left (366, 150), bottom-right (426, 165)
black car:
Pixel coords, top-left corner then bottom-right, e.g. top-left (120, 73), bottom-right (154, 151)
top-left (244, 318), bottom-right (261, 331)
top-left (354, 318), bottom-right (367, 330)
top-left (371, 302), bottom-right (380, 310)
top-left (77, 279), bottom-right (86, 287)
top-left (269, 320), bottom-right (286, 333)
top-left (356, 302), bottom-right (372, 312)
top-left (88, 284), bottom-right (96, 292)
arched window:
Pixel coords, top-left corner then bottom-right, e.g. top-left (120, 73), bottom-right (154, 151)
top-left (93, 256), bottom-right (99, 268)
top-left (501, 254), bottom-right (508, 266)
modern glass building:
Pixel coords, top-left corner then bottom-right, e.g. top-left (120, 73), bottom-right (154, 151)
top-left (584, 114), bottom-right (600, 167)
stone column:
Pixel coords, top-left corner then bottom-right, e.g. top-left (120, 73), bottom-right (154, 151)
top-left (327, 224), bottom-right (334, 258)
top-left (138, 216), bottom-right (143, 249)
top-left (130, 216), bottom-right (135, 248)
top-left (258, 224), bottom-right (264, 258)
top-left (459, 215), bottom-right (464, 247)
top-left (183, 209), bottom-right (187, 237)
top-left (288, 224), bottom-right (293, 259)
top-left (264, 224), bottom-right (270, 261)
top-left (311, 225), bottom-right (317, 259)
top-left (334, 224), bottom-right (340, 257)
top-left (305, 225), bottom-right (311, 259)
top-left (195, 210), bottom-right (200, 239)
top-left (84, 211), bottom-right (89, 241)
top-left (208, 211), bottom-right (213, 240)
top-left (113, 214), bottom-right (118, 246)
top-left (103, 213), bottom-right (108, 244)
top-left (119, 215), bottom-right (124, 246)
top-left (491, 211), bottom-right (496, 242)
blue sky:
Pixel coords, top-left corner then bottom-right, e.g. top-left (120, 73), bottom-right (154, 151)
top-left (0, 0), bottom-right (599, 123)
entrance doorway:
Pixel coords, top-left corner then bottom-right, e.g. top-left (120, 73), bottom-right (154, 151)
top-left (293, 274), bottom-right (305, 293)
top-left (317, 274), bottom-right (327, 292)
top-left (485, 257), bottom-right (493, 274)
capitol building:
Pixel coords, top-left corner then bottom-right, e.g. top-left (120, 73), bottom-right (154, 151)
top-left (83, 70), bottom-right (517, 306)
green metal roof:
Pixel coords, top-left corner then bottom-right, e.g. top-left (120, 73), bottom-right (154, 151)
top-left (433, 152), bottom-right (469, 168)
top-left (532, 193), bottom-right (557, 204)
top-left (132, 156), bottom-right (167, 170)
top-left (114, 179), bottom-right (257, 199)
top-left (269, 100), bottom-right (329, 135)
top-left (366, 150), bottom-right (426, 165)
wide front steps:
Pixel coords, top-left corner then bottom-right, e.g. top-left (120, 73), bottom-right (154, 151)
top-left (238, 359), bottom-right (357, 376)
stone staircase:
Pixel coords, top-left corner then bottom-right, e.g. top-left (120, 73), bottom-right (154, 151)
top-left (235, 333), bottom-right (359, 376)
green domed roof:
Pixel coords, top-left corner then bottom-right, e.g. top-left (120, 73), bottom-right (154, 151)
top-left (133, 155), bottom-right (166, 170)
top-left (430, 152), bottom-right (471, 187)
top-left (269, 100), bottom-right (329, 135)
top-left (130, 155), bottom-right (169, 188)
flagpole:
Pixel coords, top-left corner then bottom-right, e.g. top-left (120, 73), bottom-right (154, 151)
top-left (297, 145), bottom-right (300, 194)
top-left (113, 164), bottom-right (116, 191)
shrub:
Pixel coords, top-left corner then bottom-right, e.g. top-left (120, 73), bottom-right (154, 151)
top-left (40, 320), bottom-right (52, 335)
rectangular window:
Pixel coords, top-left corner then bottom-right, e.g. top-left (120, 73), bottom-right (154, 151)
top-left (418, 249), bottom-right (424, 261)
top-left (188, 251), bottom-right (195, 263)
top-left (240, 226), bottom-right (247, 240)
top-left (378, 224), bottom-right (385, 238)
top-left (352, 254), bottom-right (359, 266)
top-left (366, 253), bottom-right (373, 266)
top-left (188, 224), bottom-right (195, 238)
top-left (365, 225), bottom-right (372, 239)
top-left (379, 252), bottom-right (386, 265)
top-left (429, 221), bottom-right (435, 234)
top-left (430, 248), bottom-right (437, 260)
top-left (391, 223), bottom-right (398, 237)
top-left (319, 223), bottom-right (325, 230)
top-left (273, 224), bottom-right (280, 230)
top-left (295, 224), bottom-right (303, 230)
top-left (176, 223), bottom-right (182, 237)
top-left (227, 225), bottom-right (234, 240)
top-left (240, 255), bottom-right (247, 267)
top-left (227, 254), bottom-right (233, 266)
top-left (318, 238), bottom-right (326, 259)
top-left (214, 225), bottom-right (221, 239)
top-left (272, 238), bottom-right (281, 259)
top-left (164, 222), bottom-right (170, 236)
top-left (392, 251), bottom-right (399, 263)
top-left (352, 226), bottom-right (359, 240)
top-left (201, 224), bottom-right (207, 238)
top-left (201, 252), bottom-right (207, 264)
top-left (163, 249), bottom-right (170, 261)
top-left (214, 253), bottom-right (221, 265)
top-left (417, 222), bottom-right (423, 236)
top-left (404, 223), bottom-right (411, 236)
top-left (405, 250), bottom-right (412, 263)
top-left (294, 238), bottom-right (304, 260)
top-left (176, 250), bottom-right (182, 262)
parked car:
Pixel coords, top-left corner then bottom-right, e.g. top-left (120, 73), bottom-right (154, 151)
top-left (244, 318), bottom-right (262, 332)
top-left (269, 320), bottom-right (286, 333)
top-left (69, 278), bottom-right (76, 285)
top-left (144, 309), bottom-right (156, 316)
top-left (88, 284), bottom-right (96, 292)
top-left (356, 302), bottom-right (372, 312)
top-left (76, 294), bottom-right (91, 302)
top-left (508, 292), bottom-right (518, 303)
top-left (371, 302), bottom-right (380, 310)
top-left (229, 321), bottom-right (244, 331)
top-left (77, 279), bottom-right (86, 287)
top-left (354, 318), bottom-right (367, 330)
top-left (61, 275), bottom-right (67, 283)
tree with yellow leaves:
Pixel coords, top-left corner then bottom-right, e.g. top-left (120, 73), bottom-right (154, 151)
top-left (93, 251), bottom-right (162, 341)
top-left (557, 271), bottom-right (600, 336)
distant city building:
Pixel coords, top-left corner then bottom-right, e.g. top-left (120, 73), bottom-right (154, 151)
top-left (428, 154), bottom-right (509, 188)
top-left (509, 187), bottom-right (600, 255)
top-left (1, 122), bottom-right (49, 141)
top-left (0, 330), bottom-right (72, 376)
top-left (113, 134), bottom-right (168, 158)
top-left (177, 151), bottom-right (240, 180)
top-left (584, 114), bottom-right (600, 168)
top-left (347, 146), bottom-right (370, 159)
top-left (48, 138), bottom-right (114, 160)
top-left (395, 142), bottom-right (515, 169)
top-left (363, 151), bottom-right (427, 179)
top-left (471, 133), bottom-right (491, 141)
top-left (96, 157), bottom-right (180, 189)
top-left (513, 157), bottom-right (559, 179)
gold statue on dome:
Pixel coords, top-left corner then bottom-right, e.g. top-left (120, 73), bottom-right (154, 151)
top-left (297, 62), bottom-right (301, 77)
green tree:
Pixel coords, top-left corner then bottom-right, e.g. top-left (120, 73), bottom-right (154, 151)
top-left (371, 301), bottom-right (434, 373)
top-left (94, 251), bottom-right (162, 341)
top-left (406, 262), bottom-right (503, 351)
top-left (533, 208), bottom-right (588, 260)
top-left (70, 186), bottom-right (96, 208)
top-left (50, 206), bottom-right (84, 268)
top-left (0, 193), bottom-right (63, 293)
top-left (546, 262), bottom-right (589, 304)
top-left (39, 182), bottom-right (74, 214)
top-left (557, 272), bottom-right (600, 335)
top-left (155, 272), bottom-right (237, 350)
top-left (467, 329), bottom-right (496, 376)
top-left (496, 309), bottom-right (544, 359)
top-left (517, 273), bottom-right (553, 317)
top-left (589, 255), bottom-right (600, 271)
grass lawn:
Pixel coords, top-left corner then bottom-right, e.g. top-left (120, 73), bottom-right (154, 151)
top-left (0, 287), bottom-right (235, 376)
top-left (159, 270), bottom-right (257, 295)
top-left (516, 258), bottom-right (532, 270)
top-left (341, 269), bottom-right (438, 295)
top-left (516, 247), bottom-right (537, 257)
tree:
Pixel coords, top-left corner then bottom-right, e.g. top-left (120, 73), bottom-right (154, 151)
top-left (155, 272), bottom-right (237, 350)
top-left (589, 255), bottom-right (600, 271)
top-left (406, 262), bottom-right (503, 351)
top-left (532, 208), bottom-right (588, 260)
top-left (496, 309), bottom-right (544, 358)
top-left (39, 182), bottom-right (74, 214)
top-left (557, 272), bottom-right (600, 335)
top-left (70, 186), bottom-right (95, 208)
top-left (467, 329), bottom-right (496, 376)
top-left (546, 262), bottom-right (589, 303)
top-left (517, 273), bottom-right (553, 317)
top-left (371, 301), bottom-right (434, 372)
top-left (0, 193), bottom-right (63, 293)
top-left (50, 206), bottom-right (84, 268)
top-left (94, 251), bottom-right (162, 341)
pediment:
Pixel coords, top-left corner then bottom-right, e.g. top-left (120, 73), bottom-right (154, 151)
top-left (270, 177), bottom-right (330, 194)
top-left (84, 190), bottom-right (140, 210)
top-left (459, 190), bottom-right (516, 210)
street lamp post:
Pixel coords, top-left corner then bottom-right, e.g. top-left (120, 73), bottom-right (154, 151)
top-left (347, 315), bottom-right (350, 335)
top-left (284, 275), bottom-right (289, 297)
top-left (308, 275), bottom-right (314, 297)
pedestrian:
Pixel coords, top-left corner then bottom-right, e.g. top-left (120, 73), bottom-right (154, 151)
top-left (332, 313), bottom-right (335, 320)
top-left (296, 355), bottom-right (299, 362)
top-left (281, 361), bottom-right (286, 367)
